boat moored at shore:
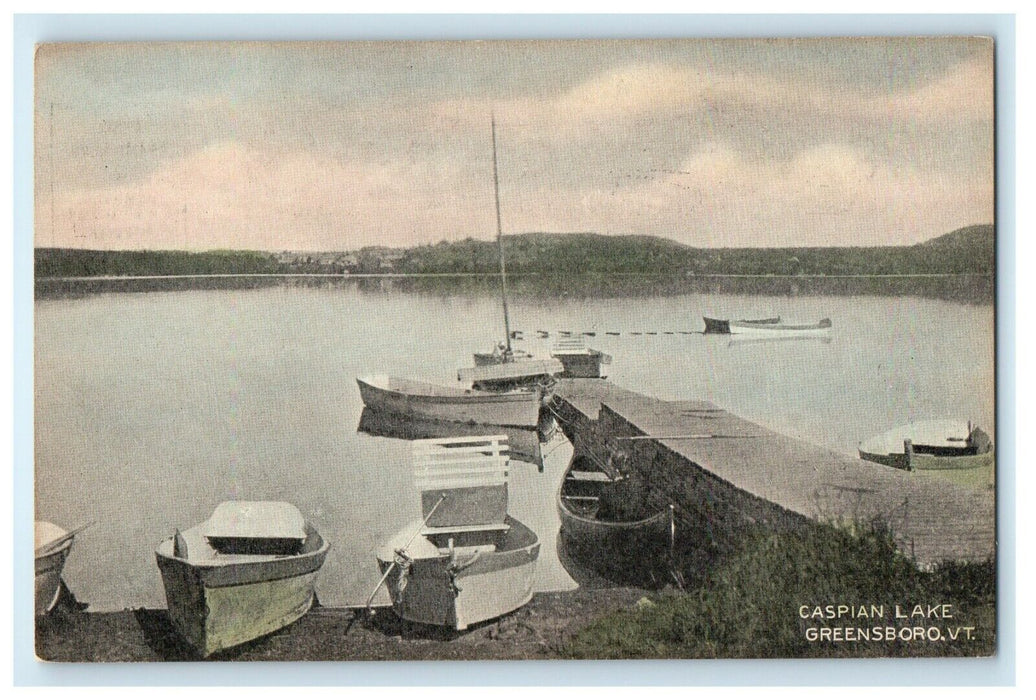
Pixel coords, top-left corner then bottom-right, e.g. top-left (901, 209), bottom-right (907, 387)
top-left (370, 435), bottom-right (540, 630)
top-left (550, 336), bottom-right (612, 379)
top-left (557, 454), bottom-right (675, 587)
top-left (155, 501), bottom-right (329, 657)
top-left (35, 521), bottom-right (86, 616)
top-left (357, 375), bottom-right (544, 429)
top-left (859, 420), bottom-right (993, 471)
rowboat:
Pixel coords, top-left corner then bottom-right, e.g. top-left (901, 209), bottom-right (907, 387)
top-left (370, 435), bottom-right (540, 630)
top-left (357, 375), bottom-right (543, 429)
top-left (357, 406), bottom-right (545, 467)
top-left (858, 420), bottom-right (994, 471)
top-left (550, 336), bottom-right (612, 379)
top-left (703, 316), bottom-right (781, 334)
top-left (556, 454), bottom-right (675, 586)
top-left (457, 358), bottom-right (563, 396)
top-left (728, 317), bottom-right (831, 335)
top-left (155, 501), bottom-right (329, 657)
top-left (35, 521), bottom-right (85, 616)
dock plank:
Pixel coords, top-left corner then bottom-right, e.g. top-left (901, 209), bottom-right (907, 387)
top-left (553, 379), bottom-right (995, 565)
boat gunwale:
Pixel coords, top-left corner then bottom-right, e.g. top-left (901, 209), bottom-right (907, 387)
top-left (728, 318), bottom-right (831, 332)
top-left (556, 489), bottom-right (673, 530)
top-left (556, 460), bottom-right (673, 531)
top-left (378, 514), bottom-right (540, 562)
top-left (858, 421), bottom-right (993, 458)
top-left (358, 375), bottom-right (540, 404)
top-left (155, 528), bottom-right (329, 589)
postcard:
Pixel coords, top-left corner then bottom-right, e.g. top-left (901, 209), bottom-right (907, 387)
top-left (33, 37), bottom-right (996, 663)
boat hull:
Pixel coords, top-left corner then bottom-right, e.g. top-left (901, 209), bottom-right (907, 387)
top-left (703, 316), bottom-right (781, 334)
top-left (557, 496), bottom-right (673, 585)
top-left (556, 458), bottom-right (673, 586)
top-left (34, 542), bottom-right (72, 616)
top-left (473, 352), bottom-right (499, 367)
top-left (155, 531), bottom-right (327, 657)
top-left (553, 350), bottom-right (611, 379)
top-left (858, 448), bottom-right (995, 471)
top-left (858, 420), bottom-right (993, 471)
top-left (357, 376), bottom-right (542, 428)
top-left (377, 516), bottom-right (540, 630)
top-left (728, 318), bottom-right (831, 335)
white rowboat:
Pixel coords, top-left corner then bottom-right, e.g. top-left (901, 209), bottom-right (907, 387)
top-left (155, 501), bottom-right (329, 657)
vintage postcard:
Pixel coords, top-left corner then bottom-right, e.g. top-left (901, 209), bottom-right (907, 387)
top-left (33, 38), bottom-right (996, 663)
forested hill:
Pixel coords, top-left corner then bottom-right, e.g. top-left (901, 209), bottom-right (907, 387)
top-left (393, 224), bottom-right (995, 276)
top-left (35, 225), bottom-right (993, 278)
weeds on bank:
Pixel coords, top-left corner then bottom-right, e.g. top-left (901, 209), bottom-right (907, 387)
top-left (562, 522), bottom-right (995, 659)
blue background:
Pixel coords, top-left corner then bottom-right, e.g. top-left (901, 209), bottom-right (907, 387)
top-left (12, 12), bottom-right (1016, 687)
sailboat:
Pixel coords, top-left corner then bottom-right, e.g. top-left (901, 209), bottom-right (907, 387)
top-left (357, 118), bottom-right (556, 428)
top-left (458, 116), bottom-right (562, 392)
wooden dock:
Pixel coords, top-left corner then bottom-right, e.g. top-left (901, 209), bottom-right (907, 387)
top-left (551, 379), bottom-right (995, 566)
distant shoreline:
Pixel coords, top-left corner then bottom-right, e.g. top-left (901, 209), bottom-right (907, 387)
top-left (34, 270), bottom-right (995, 305)
top-left (33, 225), bottom-right (995, 280)
top-left (35, 271), bottom-right (992, 282)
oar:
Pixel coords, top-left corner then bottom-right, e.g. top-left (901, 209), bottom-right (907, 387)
top-left (35, 522), bottom-right (94, 558)
top-left (614, 434), bottom-right (767, 441)
top-left (364, 494), bottom-right (447, 614)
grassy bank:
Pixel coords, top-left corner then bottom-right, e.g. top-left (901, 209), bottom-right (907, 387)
top-left (563, 523), bottom-right (996, 659)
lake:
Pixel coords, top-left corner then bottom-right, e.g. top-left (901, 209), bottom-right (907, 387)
top-left (34, 281), bottom-right (994, 611)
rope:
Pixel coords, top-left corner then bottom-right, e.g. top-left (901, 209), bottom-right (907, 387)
top-left (544, 401), bottom-right (624, 476)
top-left (615, 434), bottom-right (768, 441)
top-left (364, 493), bottom-right (447, 613)
top-left (510, 329), bottom-right (704, 338)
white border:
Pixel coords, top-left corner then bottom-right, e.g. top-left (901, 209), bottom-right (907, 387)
top-left (8, 12), bottom-right (1019, 688)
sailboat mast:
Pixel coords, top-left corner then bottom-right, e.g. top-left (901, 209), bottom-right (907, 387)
top-left (491, 115), bottom-right (512, 354)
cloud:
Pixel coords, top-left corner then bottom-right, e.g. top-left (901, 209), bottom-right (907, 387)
top-left (503, 141), bottom-right (991, 247)
top-left (881, 57), bottom-right (994, 124)
top-left (37, 141), bottom-right (498, 250)
top-left (35, 52), bottom-right (993, 251)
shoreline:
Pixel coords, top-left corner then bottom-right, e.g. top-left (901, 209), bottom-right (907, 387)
top-left (36, 586), bottom-right (650, 662)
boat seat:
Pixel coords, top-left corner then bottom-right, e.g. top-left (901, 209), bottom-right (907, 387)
top-left (421, 522), bottom-right (512, 536)
top-left (566, 471), bottom-right (613, 483)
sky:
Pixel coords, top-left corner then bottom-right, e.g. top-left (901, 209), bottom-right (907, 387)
top-left (33, 39), bottom-right (994, 251)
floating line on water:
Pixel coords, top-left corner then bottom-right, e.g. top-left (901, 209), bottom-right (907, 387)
top-left (511, 329), bottom-right (705, 338)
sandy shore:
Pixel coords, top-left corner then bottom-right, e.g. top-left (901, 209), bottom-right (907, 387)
top-left (35, 586), bottom-right (649, 662)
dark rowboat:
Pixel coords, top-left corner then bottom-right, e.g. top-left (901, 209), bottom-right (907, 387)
top-left (858, 420), bottom-right (993, 471)
top-left (556, 455), bottom-right (675, 586)
top-left (703, 316), bottom-right (781, 334)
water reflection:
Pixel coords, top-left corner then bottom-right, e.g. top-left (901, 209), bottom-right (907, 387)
top-left (725, 334), bottom-right (834, 348)
top-left (357, 407), bottom-right (549, 470)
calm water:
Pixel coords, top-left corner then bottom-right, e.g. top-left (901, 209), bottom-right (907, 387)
top-left (34, 283), bottom-right (994, 611)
